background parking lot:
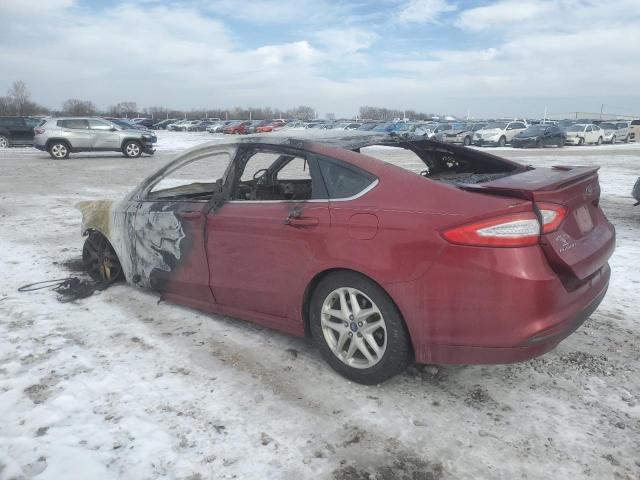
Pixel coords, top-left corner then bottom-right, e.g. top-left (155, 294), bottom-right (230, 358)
top-left (0, 132), bottom-right (638, 479)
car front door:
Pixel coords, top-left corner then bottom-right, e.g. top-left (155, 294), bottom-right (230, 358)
top-left (132, 146), bottom-right (234, 307)
top-left (88, 119), bottom-right (120, 149)
top-left (206, 146), bottom-right (331, 324)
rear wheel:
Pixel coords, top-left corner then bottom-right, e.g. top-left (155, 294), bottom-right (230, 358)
top-left (497, 136), bottom-right (506, 147)
top-left (597, 136), bottom-right (602, 145)
top-left (578, 137), bottom-right (585, 146)
top-left (463, 136), bottom-right (471, 146)
top-left (82, 232), bottom-right (122, 283)
top-left (123, 140), bottom-right (142, 158)
top-left (310, 271), bottom-right (411, 384)
top-left (48, 142), bottom-right (69, 159)
top-left (0, 135), bottom-right (8, 148)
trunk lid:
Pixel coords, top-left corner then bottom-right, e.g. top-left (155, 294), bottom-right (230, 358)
top-left (459, 166), bottom-right (615, 281)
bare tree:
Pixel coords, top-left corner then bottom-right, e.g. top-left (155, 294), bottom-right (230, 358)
top-left (63, 99), bottom-right (97, 116)
top-left (7, 80), bottom-right (30, 115)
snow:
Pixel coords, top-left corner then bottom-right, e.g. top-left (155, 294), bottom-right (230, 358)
top-left (0, 132), bottom-right (639, 479)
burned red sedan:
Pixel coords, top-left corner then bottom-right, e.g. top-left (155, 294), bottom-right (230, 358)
top-left (78, 133), bottom-right (614, 384)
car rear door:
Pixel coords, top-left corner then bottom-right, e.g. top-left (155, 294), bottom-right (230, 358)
top-left (206, 146), bottom-right (331, 322)
top-left (59, 119), bottom-right (92, 148)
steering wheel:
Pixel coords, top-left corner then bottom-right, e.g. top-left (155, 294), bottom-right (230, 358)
top-left (253, 168), bottom-right (269, 185)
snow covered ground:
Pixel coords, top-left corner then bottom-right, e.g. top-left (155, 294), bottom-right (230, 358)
top-left (0, 132), bottom-right (639, 480)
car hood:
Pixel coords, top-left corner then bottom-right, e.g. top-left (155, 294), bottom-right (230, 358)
top-left (476, 128), bottom-right (502, 135)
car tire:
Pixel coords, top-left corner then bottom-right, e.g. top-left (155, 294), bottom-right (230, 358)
top-left (536, 139), bottom-right (543, 148)
top-left (463, 136), bottom-right (471, 146)
top-left (309, 271), bottom-right (411, 385)
top-left (597, 136), bottom-right (602, 145)
top-left (498, 136), bottom-right (506, 147)
top-left (82, 231), bottom-right (123, 283)
top-left (0, 135), bottom-right (8, 148)
top-left (558, 138), bottom-right (565, 147)
top-left (123, 140), bottom-right (142, 158)
top-left (611, 136), bottom-right (616, 144)
top-left (48, 141), bottom-right (70, 159)
top-left (578, 137), bottom-right (585, 146)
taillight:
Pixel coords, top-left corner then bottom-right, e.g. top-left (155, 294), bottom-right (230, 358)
top-left (34, 128), bottom-right (44, 134)
top-left (537, 202), bottom-right (567, 233)
top-left (442, 212), bottom-right (540, 247)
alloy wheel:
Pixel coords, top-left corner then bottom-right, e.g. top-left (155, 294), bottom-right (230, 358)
top-left (51, 144), bottom-right (68, 158)
top-left (0, 136), bottom-right (8, 148)
top-left (320, 287), bottom-right (387, 369)
top-left (125, 143), bottom-right (141, 157)
top-left (82, 234), bottom-right (122, 283)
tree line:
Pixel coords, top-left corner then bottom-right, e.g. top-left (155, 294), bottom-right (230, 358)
top-left (0, 80), bottom-right (439, 121)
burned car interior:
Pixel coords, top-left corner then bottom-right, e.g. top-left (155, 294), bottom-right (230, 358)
top-left (143, 134), bottom-right (529, 206)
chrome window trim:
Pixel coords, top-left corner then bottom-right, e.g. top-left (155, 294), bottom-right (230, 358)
top-left (226, 178), bottom-right (379, 204)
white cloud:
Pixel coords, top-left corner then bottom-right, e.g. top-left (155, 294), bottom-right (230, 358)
top-left (313, 28), bottom-right (377, 55)
top-left (397, 0), bottom-right (457, 24)
top-left (0, 0), bottom-right (74, 11)
top-left (456, 0), bottom-right (554, 31)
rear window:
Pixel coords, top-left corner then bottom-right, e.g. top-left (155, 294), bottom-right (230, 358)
top-left (58, 119), bottom-right (89, 129)
top-left (317, 157), bottom-right (376, 199)
top-left (631, 120), bottom-right (640, 125)
top-left (0, 117), bottom-right (26, 127)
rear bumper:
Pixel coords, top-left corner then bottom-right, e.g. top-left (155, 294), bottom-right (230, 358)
top-left (412, 280), bottom-right (608, 364)
top-left (384, 243), bottom-right (612, 365)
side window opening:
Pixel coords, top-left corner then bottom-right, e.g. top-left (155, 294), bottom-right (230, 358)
top-left (234, 149), bottom-right (322, 201)
top-left (146, 150), bottom-right (233, 201)
top-left (317, 156), bottom-right (376, 199)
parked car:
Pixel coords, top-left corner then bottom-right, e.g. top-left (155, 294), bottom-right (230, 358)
top-left (435, 123), bottom-right (486, 146)
top-left (167, 120), bottom-right (192, 131)
top-left (0, 116), bottom-right (36, 147)
top-left (632, 177), bottom-right (640, 205)
top-left (598, 121), bottom-right (632, 143)
top-left (511, 124), bottom-right (566, 148)
top-left (132, 118), bottom-right (155, 129)
top-left (630, 119), bottom-right (640, 141)
top-left (223, 120), bottom-right (252, 134)
top-left (564, 124), bottom-right (603, 146)
top-left (256, 120), bottom-right (286, 133)
top-left (474, 121), bottom-right (528, 146)
top-left (152, 119), bottom-right (178, 130)
top-left (206, 122), bottom-right (226, 133)
top-left (279, 121), bottom-right (308, 131)
top-left (244, 120), bottom-right (271, 134)
top-left (77, 134), bottom-right (614, 384)
top-left (106, 118), bottom-right (150, 132)
top-left (34, 117), bottom-right (156, 159)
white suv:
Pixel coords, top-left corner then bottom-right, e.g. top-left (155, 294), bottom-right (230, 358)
top-left (474, 120), bottom-right (528, 147)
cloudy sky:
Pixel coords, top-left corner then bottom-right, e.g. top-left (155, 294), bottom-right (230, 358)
top-left (1, 0), bottom-right (639, 118)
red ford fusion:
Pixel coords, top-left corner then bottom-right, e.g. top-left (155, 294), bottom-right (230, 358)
top-left (77, 133), bottom-right (615, 384)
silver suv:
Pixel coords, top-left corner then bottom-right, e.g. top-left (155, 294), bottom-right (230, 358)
top-left (34, 117), bottom-right (157, 159)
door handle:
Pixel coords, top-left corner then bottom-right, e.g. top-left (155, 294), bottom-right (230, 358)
top-left (284, 216), bottom-right (319, 227)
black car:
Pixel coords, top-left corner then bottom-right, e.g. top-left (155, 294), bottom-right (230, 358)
top-left (511, 124), bottom-right (565, 148)
top-left (0, 116), bottom-right (37, 147)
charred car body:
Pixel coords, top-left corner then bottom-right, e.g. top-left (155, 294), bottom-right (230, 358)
top-left (78, 132), bottom-right (615, 384)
